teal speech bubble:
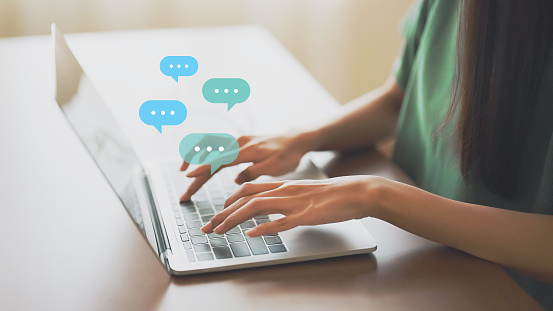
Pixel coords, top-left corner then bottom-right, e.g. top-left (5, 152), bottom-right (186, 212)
top-left (179, 133), bottom-right (239, 174)
top-left (202, 78), bottom-right (250, 111)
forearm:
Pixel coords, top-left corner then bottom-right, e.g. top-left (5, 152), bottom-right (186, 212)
top-left (372, 179), bottom-right (553, 283)
top-left (300, 77), bottom-right (404, 152)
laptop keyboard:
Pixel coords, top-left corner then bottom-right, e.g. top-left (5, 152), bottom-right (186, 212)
top-left (163, 163), bottom-right (287, 262)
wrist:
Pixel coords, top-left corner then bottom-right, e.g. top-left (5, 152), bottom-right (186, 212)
top-left (293, 129), bottom-right (324, 153)
top-left (361, 176), bottom-right (395, 220)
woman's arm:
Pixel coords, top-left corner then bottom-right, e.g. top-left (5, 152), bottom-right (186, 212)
top-left (180, 77), bottom-right (404, 201)
top-left (305, 76), bottom-right (405, 152)
top-left (202, 176), bottom-right (553, 284)
top-left (376, 179), bottom-right (553, 284)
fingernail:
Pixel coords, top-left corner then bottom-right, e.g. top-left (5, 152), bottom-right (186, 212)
top-left (201, 221), bottom-right (212, 233)
top-left (235, 174), bottom-right (245, 184)
top-left (246, 228), bottom-right (259, 237)
top-left (214, 223), bottom-right (225, 234)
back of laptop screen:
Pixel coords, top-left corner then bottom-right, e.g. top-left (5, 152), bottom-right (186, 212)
top-left (52, 25), bottom-right (146, 229)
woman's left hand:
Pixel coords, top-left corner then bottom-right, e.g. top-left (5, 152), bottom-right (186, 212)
top-left (201, 175), bottom-right (388, 237)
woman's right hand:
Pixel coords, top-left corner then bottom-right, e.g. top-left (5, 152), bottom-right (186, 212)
top-left (179, 132), bottom-right (319, 202)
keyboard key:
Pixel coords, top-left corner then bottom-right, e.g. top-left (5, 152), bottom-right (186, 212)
top-left (246, 237), bottom-right (269, 255)
top-left (173, 211), bottom-right (182, 219)
top-left (210, 238), bottom-right (228, 247)
top-left (193, 244), bottom-right (211, 253)
top-left (268, 244), bottom-right (287, 253)
top-left (180, 233), bottom-right (189, 242)
top-left (255, 219), bottom-right (270, 225)
top-left (240, 220), bottom-right (256, 229)
top-left (212, 198), bottom-right (225, 205)
top-left (181, 202), bottom-right (196, 213)
top-left (178, 226), bottom-right (187, 234)
top-left (176, 218), bottom-right (184, 226)
top-left (197, 253), bottom-right (214, 261)
top-left (198, 207), bottom-right (215, 216)
top-left (213, 246), bottom-right (233, 259)
top-left (188, 228), bottom-right (205, 237)
top-left (207, 233), bottom-right (225, 239)
top-left (230, 242), bottom-right (251, 257)
top-left (254, 215), bottom-right (269, 221)
top-left (263, 233), bottom-right (278, 237)
top-left (201, 215), bottom-right (214, 223)
top-left (185, 250), bottom-right (196, 262)
top-left (186, 220), bottom-right (202, 229)
top-left (183, 241), bottom-right (192, 250)
top-left (184, 213), bottom-right (200, 221)
top-left (227, 234), bottom-right (245, 243)
top-left (264, 236), bottom-right (283, 245)
top-left (226, 227), bottom-right (241, 235)
top-left (195, 201), bottom-right (212, 208)
top-left (191, 236), bottom-right (208, 245)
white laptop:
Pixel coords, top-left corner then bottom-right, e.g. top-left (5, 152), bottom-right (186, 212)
top-left (52, 24), bottom-right (377, 275)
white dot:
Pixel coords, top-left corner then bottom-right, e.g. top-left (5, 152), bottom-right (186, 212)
top-left (169, 64), bottom-right (173, 68)
top-left (161, 111), bottom-right (165, 115)
top-left (151, 111), bottom-right (155, 115)
top-left (177, 64), bottom-right (181, 68)
top-left (219, 146), bottom-right (224, 152)
top-left (206, 146), bottom-right (212, 152)
top-left (224, 89), bottom-right (229, 93)
top-left (234, 89), bottom-right (238, 93)
top-left (170, 111), bottom-right (175, 115)
top-left (214, 89), bottom-right (219, 93)
top-left (194, 146), bottom-right (200, 152)
top-left (185, 64), bottom-right (189, 68)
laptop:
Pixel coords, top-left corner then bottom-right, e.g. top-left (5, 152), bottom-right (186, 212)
top-left (51, 24), bottom-right (377, 275)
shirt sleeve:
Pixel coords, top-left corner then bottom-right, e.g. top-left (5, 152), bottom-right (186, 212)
top-left (393, 0), bottom-right (431, 90)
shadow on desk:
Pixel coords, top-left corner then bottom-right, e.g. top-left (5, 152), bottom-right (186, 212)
top-left (170, 246), bottom-right (481, 299)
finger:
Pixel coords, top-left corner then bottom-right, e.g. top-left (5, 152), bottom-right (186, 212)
top-left (180, 161), bottom-right (190, 172)
top-left (237, 135), bottom-right (253, 146)
top-left (186, 164), bottom-right (212, 177)
top-left (235, 159), bottom-right (279, 184)
top-left (179, 174), bottom-right (212, 202)
top-left (246, 216), bottom-right (299, 237)
top-left (185, 143), bottom-right (264, 177)
top-left (212, 197), bottom-right (286, 234)
top-left (224, 181), bottom-right (284, 207)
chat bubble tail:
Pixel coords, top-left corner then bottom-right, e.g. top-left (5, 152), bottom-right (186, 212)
top-left (154, 125), bottom-right (163, 133)
top-left (210, 164), bottom-right (222, 175)
top-left (171, 76), bottom-right (179, 83)
top-left (227, 103), bottom-right (237, 111)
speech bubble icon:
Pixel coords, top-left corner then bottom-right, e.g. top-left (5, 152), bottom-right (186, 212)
top-left (160, 56), bottom-right (198, 82)
top-left (139, 100), bottom-right (187, 133)
top-left (179, 133), bottom-right (239, 174)
top-left (202, 78), bottom-right (250, 111)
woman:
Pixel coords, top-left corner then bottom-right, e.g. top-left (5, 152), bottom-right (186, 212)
top-left (180, 0), bottom-right (553, 308)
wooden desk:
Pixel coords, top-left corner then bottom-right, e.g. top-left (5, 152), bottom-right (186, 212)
top-left (0, 26), bottom-right (541, 310)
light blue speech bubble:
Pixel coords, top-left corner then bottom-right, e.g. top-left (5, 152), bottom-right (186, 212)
top-left (202, 78), bottom-right (250, 111)
top-left (139, 100), bottom-right (187, 133)
top-left (179, 133), bottom-right (240, 174)
top-left (160, 56), bottom-right (198, 82)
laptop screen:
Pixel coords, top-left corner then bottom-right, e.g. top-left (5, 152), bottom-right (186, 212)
top-left (52, 25), bottom-right (144, 224)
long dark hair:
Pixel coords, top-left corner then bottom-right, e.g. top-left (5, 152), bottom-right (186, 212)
top-left (443, 0), bottom-right (553, 197)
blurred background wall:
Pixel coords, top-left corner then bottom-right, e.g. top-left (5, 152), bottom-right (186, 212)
top-left (0, 0), bottom-right (413, 104)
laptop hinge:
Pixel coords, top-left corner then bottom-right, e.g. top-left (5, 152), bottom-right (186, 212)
top-left (142, 175), bottom-right (171, 260)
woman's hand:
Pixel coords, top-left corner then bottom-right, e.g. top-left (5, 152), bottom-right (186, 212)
top-left (179, 132), bottom-right (319, 202)
top-left (200, 175), bottom-right (388, 237)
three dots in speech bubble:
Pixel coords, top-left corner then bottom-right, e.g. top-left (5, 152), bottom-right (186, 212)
top-left (140, 56), bottom-right (251, 133)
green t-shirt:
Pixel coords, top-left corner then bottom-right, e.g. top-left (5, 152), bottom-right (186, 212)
top-left (392, 0), bottom-right (553, 308)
